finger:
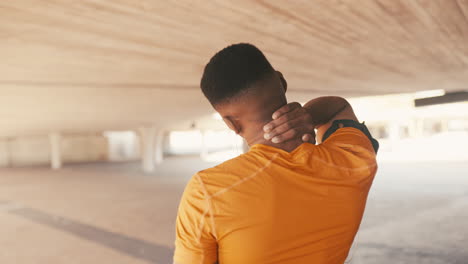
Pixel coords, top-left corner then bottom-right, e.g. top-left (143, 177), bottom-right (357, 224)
top-left (272, 102), bottom-right (301, 120)
top-left (264, 107), bottom-right (302, 133)
top-left (264, 116), bottom-right (303, 140)
top-left (269, 122), bottom-right (315, 143)
top-left (271, 129), bottom-right (299, 144)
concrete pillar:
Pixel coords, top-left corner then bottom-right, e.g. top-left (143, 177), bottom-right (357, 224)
top-left (155, 130), bottom-right (164, 165)
top-left (441, 119), bottom-right (449, 132)
top-left (139, 127), bottom-right (156, 173)
top-left (200, 130), bottom-right (208, 159)
top-left (416, 119), bottom-right (425, 136)
top-left (388, 123), bottom-right (400, 142)
top-left (49, 133), bottom-right (62, 169)
top-left (388, 122), bottom-right (400, 151)
top-left (408, 120), bottom-right (418, 138)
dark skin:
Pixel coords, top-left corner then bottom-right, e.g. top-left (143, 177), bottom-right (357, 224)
top-left (215, 71), bottom-right (358, 151)
top-left (214, 71), bottom-right (303, 152)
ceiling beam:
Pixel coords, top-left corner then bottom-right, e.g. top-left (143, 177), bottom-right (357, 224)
top-left (414, 91), bottom-right (468, 107)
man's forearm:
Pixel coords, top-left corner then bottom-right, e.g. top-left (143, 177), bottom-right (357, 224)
top-left (303, 96), bottom-right (349, 128)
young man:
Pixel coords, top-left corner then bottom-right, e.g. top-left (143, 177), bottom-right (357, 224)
top-left (174, 43), bottom-right (379, 264)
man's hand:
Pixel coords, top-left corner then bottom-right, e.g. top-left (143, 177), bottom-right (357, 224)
top-left (263, 102), bottom-right (316, 144)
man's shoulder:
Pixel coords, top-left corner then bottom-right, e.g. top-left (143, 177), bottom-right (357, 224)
top-left (199, 152), bottom-right (254, 176)
top-left (321, 120), bottom-right (379, 154)
top-left (192, 152), bottom-right (258, 192)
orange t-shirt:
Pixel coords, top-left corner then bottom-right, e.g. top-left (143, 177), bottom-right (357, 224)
top-left (174, 127), bottom-right (378, 264)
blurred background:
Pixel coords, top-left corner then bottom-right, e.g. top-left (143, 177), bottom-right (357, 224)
top-left (0, 1), bottom-right (467, 263)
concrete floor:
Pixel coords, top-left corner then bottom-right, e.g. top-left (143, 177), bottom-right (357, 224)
top-left (0, 157), bottom-right (467, 264)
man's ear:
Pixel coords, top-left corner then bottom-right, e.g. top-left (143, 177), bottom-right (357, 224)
top-left (277, 71), bottom-right (287, 92)
top-left (222, 116), bottom-right (241, 134)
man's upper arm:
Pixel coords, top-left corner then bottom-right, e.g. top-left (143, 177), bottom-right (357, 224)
top-left (315, 101), bottom-right (379, 154)
top-left (174, 175), bottom-right (218, 264)
top-left (315, 101), bottom-right (358, 144)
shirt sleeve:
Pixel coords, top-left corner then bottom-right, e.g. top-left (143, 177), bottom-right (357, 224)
top-left (174, 174), bottom-right (218, 264)
top-left (322, 119), bottom-right (379, 154)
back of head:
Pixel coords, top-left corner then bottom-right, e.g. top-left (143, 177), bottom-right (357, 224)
top-left (200, 43), bottom-right (287, 123)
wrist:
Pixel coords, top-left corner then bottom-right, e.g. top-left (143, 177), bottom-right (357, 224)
top-left (303, 97), bottom-right (349, 126)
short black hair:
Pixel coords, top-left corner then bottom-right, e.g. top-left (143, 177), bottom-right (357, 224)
top-left (200, 43), bottom-right (275, 105)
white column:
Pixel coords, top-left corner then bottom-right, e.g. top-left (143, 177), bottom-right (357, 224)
top-left (441, 119), bottom-right (449, 132)
top-left (49, 132), bottom-right (62, 170)
top-left (200, 130), bottom-right (208, 159)
top-left (416, 118), bottom-right (425, 137)
top-left (389, 123), bottom-right (400, 140)
top-left (139, 127), bottom-right (156, 173)
top-left (408, 120), bottom-right (418, 138)
top-left (155, 130), bottom-right (164, 165)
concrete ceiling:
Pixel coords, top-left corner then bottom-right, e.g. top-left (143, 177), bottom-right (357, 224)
top-left (1, 0), bottom-right (467, 137)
